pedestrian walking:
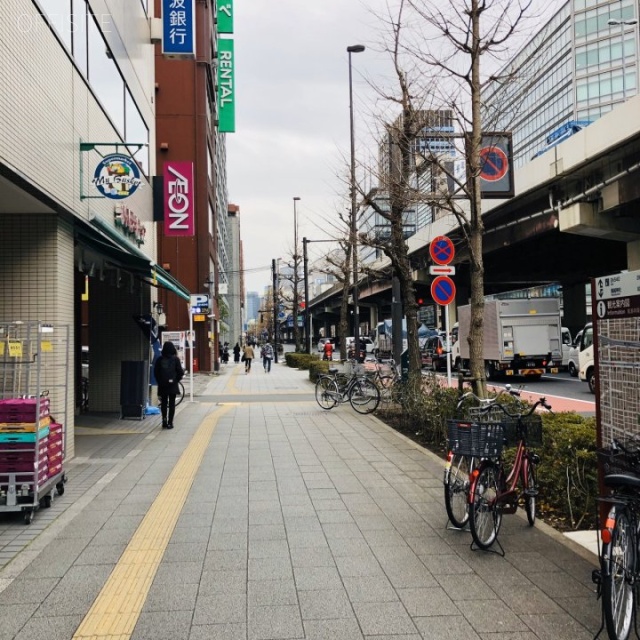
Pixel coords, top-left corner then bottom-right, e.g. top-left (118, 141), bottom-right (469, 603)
top-left (222, 342), bottom-right (229, 364)
top-left (233, 342), bottom-right (241, 363)
top-left (261, 341), bottom-right (274, 373)
top-left (243, 343), bottom-right (255, 373)
top-left (153, 341), bottom-right (184, 430)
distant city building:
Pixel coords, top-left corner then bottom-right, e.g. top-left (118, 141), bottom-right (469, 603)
top-left (226, 205), bottom-right (243, 346)
top-left (246, 291), bottom-right (260, 326)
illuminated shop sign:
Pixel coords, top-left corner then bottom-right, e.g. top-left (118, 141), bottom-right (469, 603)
top-left (114, 205), bottom-right (146, 246)
top-left (162, 0), bottom-right (196, 58)
top-left (163, 162), bottom-right (195, 237)
top-left (217, 38), bottom-right (235, 132)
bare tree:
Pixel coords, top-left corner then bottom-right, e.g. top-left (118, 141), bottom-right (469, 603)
top-left (278, 251), bottom-right (303, 351)
top-left (307, 203), bottom-right (354, 361)
top-left (356, 0), bottom-right (530, 396)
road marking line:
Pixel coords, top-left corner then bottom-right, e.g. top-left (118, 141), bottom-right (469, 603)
top-left (72, 404), bottom-right (231, 639)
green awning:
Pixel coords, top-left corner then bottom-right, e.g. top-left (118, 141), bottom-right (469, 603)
top-left (76, 214), bottom-right (191, 302)
top-left (153, 266), bottom-right (190, 301)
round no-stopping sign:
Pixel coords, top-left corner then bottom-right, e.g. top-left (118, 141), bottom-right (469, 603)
top-left (431, 276), bottom-right (456, 306)
top-left (479, 146), bottom-right (509, 182)
top-left (429, 236), bottom-right (455, 265)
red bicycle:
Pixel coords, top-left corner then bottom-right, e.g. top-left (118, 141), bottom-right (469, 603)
top-left (467, 397), bottom-right (551, 551)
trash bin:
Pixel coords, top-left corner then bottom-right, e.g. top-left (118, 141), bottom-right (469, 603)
top-left (120, 361), bottom-right (149, 420)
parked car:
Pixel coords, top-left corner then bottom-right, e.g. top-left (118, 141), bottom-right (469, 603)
top-left (566, 329), bottom-right (583, 377)
top-left (317, 338), bottom-right (335, 353)
top-left (345, 336), bottom-right (374, 354)
top-left (421, 335), bottom-right (451, 372)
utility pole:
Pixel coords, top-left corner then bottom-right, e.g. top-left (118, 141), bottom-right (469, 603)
top-left (303, 237), bottom-right (310, 353)
top-left (272, 258), bottom-right (279, 363)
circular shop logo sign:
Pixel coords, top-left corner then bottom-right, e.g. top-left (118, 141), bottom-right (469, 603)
top-left (92, 153), bottom-right (143, 200)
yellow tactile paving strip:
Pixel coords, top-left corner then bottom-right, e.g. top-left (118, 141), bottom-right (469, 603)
top-left (72, 403), bottom-right (231, 640)
top-left (222, 363), bottom-right (241, 394)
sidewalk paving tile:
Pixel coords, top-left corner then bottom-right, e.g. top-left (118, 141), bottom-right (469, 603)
top-left (0, 365), bottom-right (601, 640)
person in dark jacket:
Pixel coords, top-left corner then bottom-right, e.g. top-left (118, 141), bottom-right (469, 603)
top-left (233, 342), bottom-right (241, 363)
top-left (154, 341), bottom-right (184, 429)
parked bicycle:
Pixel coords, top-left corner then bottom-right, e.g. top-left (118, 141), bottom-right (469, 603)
top-left (592, 437), bottom-right (640, 640)
top-left (444, 386), bottom-right (521, 529)
top-left (315, 365), bottom-right (380, 414)
top-left (466, 396), bottom-right (551, 551)
top-left (368, 359), bottom-right (401, 404)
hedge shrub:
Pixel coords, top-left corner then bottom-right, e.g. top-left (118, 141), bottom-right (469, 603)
top-left (284, 352), bottom-right (319, 370)
top-left (308, 360), bottom-right (331, 382)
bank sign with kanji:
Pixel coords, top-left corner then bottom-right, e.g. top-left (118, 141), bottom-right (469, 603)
top-left (162, 0), bottom-right (196, 58)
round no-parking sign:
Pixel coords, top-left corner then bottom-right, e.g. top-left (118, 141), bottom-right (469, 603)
top-left (431, 276), bottom-right (456, 306)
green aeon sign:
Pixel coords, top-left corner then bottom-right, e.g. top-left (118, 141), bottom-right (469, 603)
top-left (217, 38), bottom-right (235, 133)
top-left (216, 0), bottom-right (233, 34)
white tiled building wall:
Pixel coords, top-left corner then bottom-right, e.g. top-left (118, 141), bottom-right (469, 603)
top-left (0, 215), bottom-right (76, 458)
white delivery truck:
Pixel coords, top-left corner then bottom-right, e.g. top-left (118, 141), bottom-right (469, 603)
top-left (578, 322), bottom-right (595, 393)
top-left (457, 298), bottom-right (563, 380)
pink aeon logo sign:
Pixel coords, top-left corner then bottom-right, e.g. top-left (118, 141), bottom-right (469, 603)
top-left (164, 162), bottom-right (195, 237)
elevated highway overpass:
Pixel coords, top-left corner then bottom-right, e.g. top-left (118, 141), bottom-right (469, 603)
top-left (309, 96), bottom-right (640, 339)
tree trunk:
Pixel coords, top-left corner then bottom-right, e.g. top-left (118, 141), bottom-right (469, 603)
top-left (468, 0), bottom-right (486, 398)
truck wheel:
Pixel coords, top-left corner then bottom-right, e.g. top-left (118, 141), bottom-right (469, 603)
top-left (568, 361), bottom-right (577, 377)
top-left (588, 368), bottom-right (596, 394)
top-left (453, 358), bottom-right (461, 373)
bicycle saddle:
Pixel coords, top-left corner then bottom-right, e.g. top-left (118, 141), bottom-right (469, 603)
top-left (328, 368), bottom-right (339, 374)
top-left (604, 473), bottom-right (640, 490)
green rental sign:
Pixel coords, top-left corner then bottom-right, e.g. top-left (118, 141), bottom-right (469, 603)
top-left (216, 0), bottom-right (233, 34)
top-left (217, 38), bottom-right (235, 132)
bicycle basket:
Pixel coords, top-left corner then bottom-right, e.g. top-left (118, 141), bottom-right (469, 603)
top-left (447, 420), bottom-right (504, 458)
top-left (502, 415), bottom-right (543, 448)
top-left (597, 444), bottom-right (640, 477)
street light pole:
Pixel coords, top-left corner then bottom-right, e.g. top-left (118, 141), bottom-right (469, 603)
top-left (608, 18), bottom-right (639, 101)
top-left (272, 258), bottom-right (279, 363)
top-left (348, 44), bottom-right (365, 361)
top-left (292, 196), bottom-right (301, 351)
top-left (303, 237), bottom-right (310, 353)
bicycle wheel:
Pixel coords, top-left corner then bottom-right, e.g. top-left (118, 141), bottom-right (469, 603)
top-left (315, 377), bottom-right (339, 410)
top-left (349, 378), bottom-right (380, 414)
top-left (444, 453), bottom-right (473, 529)
top-left (469, 462), bottom-right (503, 550)
top-left (175, 381), bottom-right (185, 406)
top-left (602, 506), bottom-right (635, 640)
top-left (523, 458), bottom-right (537, 526)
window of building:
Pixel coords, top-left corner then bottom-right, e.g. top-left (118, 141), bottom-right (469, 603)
top-left (87, 10), bottom-right (124, 134)
top-left (125, 90), bottom-right (149, 175)
top-left (72, 0), bottom-right (88, 76)
top-left (38, 0), bottom-right (72, 50)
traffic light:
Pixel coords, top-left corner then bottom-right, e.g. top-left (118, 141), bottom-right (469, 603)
top-left (414, 282), bottom-right (430, 306)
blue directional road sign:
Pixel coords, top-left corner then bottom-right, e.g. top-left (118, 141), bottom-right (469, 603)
top-left (431, 276), bottom-right (456, 306)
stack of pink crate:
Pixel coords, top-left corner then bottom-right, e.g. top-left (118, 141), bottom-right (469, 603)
top-left (47, 422), bottom-right (63, 479)
top-left (0, 397), bottom-right (53, 488)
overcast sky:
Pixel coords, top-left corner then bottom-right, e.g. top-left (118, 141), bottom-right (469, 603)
top-left (226, 0), bottom-right (564, 296)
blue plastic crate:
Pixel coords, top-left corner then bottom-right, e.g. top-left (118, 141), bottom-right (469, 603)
top-left (0, 427), bottom-right (50, 443)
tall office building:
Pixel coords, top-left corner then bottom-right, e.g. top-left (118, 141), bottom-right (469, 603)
top-left (155, 0), bottom-right (233, 370)
top-left (246, 292), bottom-right (260, 328)
top-left (482, 0), bottom-right (638, 166)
